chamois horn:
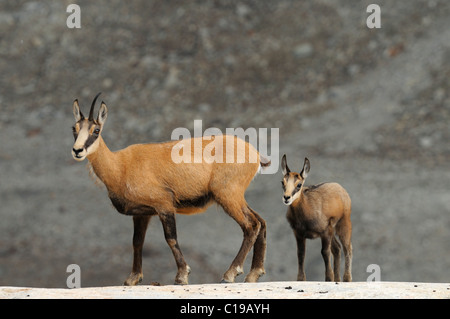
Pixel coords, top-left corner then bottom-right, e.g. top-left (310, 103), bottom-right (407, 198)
top-left (88, 92), bottom-right (102, 121)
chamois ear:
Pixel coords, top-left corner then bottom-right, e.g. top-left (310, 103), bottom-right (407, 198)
top-left (73, 99), bottom-right (84, 121)
top-left (300, 157), bottom-right (310, 179)
top-left (97, 101), bottom-right (108, 125)
top-left (281, 154), bottom-right (290, 176)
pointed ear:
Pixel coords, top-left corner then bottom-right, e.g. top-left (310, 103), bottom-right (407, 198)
top-left (73, 99), bottom-right (84, 121)
top-left (281, 154), bottom-right (290, 176)
top-left (300, 157), bottom-right (310, 179)
top-left (97, 101), bottom-right (108, 125)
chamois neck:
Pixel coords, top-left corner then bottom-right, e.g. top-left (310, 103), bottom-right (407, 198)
top-left (293, 189), bottom-right (306, 207)
top-left (87, 137), bottom-right (120, 191)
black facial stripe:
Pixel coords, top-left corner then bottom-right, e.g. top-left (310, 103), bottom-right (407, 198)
top-left (84, 134), bottom-right (98, 149)
top-left (291, 184), bottom-right (303, 197)
top-left (78, 122), bottom-right (101, 150)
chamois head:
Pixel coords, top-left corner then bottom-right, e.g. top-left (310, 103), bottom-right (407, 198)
top-left (71, 92), bottom-right (108, 161)
top-left (281, 155), bottom-right (310, 205)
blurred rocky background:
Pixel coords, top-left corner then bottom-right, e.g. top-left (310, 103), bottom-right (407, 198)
top-left (0, 0), bottom-right (449, 288)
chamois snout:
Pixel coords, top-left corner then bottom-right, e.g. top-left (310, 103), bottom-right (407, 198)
top-left (72, 147), bottom-right (85, 160)
top-left (283, 195), bottom-right (292, 205)
top-left (72, 147), bottom-right (88, 161)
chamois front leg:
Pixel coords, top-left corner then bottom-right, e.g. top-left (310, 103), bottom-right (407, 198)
top-left (124, 215), bottom-right (151, 286)
top-left (294, 233), bottom-right (306, 281)
top-left (158, 211), bottom-right (191, 285)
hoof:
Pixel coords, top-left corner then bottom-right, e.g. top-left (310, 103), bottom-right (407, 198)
top-left (174, 275), bottom-right (189, 285)
top-left (220, 279), bottom-right (232, 284)
top-left (123, 274), bottom-right (143, 286)
top-left (244, 268), bottom-right (265, 283)
top-left (174, 266), bottom-right (191, 285)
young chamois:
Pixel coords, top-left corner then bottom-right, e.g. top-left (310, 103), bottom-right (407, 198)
top-left (71, 93), bottom-right (270, 285)
top-left (281, 155), bottom-right (352, 282)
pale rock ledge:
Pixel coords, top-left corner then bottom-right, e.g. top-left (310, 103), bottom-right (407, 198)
top-left (1, 281), bottom-right (449, 299)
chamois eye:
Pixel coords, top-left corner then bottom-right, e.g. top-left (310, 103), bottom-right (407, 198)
top-left (93, 128), bottom-right (100, 135)
top-left (297, 183), bottom-right (302, 189)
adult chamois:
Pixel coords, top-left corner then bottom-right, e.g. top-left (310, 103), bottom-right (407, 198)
top-left (281, 155), bottom-right (352, 282)
top-left (71, 93), bottom-right (270, 285)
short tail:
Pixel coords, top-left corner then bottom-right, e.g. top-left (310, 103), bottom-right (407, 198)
top-left (260, 155), bottom-right (271, 167)
top-left (254, 155), bottom-right (271, 177)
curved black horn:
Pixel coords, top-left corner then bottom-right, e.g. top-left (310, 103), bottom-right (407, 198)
top-left (88, 92), bottom-right (102, 121)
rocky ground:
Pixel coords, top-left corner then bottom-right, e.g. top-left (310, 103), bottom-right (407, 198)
top-left (0, 1), bottom-right (449, 289)
top-left (2, 281), bottom-right (450, 299)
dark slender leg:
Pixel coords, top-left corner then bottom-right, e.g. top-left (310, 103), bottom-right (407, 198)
top-left (321, 230), bottom-right (334, 282)
top-left (244, 205), bottom-right (266, 282)
top-left (219, 200), bottom-right (260, 283)
top-left (159, 211), bottom-right (191, 285)
top-left (331, 236), bottom-right (342, 282)
top-left (295, 232), bottom-right (306, 281)
top-left (337, 217), bottom-right (353, 282)
top-left (124, 215), bottom-right (151, 286)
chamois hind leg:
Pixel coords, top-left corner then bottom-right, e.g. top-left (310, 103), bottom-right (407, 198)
top-left (331, 235), bottom-right (342, 282)
top-left (124, 215), bottom-right (151, 286)
top-left (158, 210), bottom-right (191, 285)
top-left (320, 228), bottom-right (334, 282)
top-left (336, 216), bottom-right (352, 282)
top-left (244, 205), bottom-right (266, 282)
top-left (217, 196), bottom-right (261, 283)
